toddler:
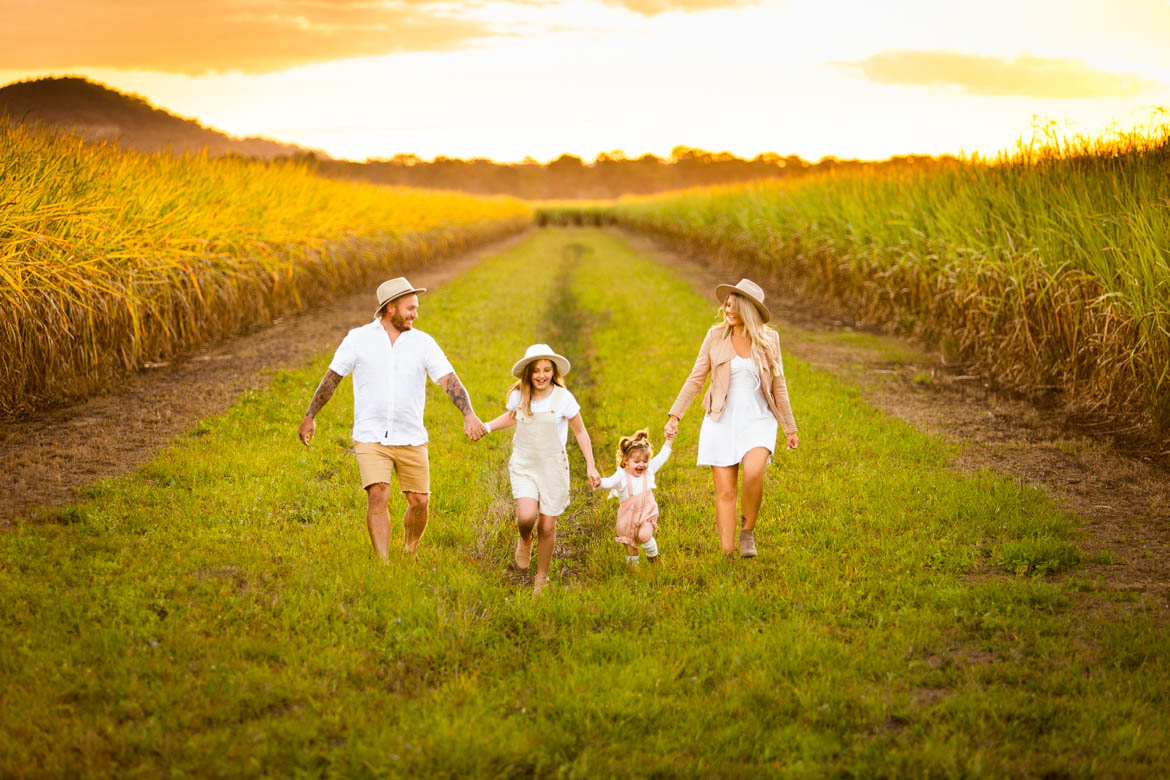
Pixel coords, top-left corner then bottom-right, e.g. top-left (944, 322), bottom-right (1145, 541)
top-left (596, 428), bottom-right (672, 564)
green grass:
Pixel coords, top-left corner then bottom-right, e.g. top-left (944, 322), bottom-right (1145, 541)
top-left (2, 228), bottom-right (1168, 776)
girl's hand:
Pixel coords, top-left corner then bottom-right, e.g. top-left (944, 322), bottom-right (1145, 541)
top-left (786, 433), bottom-right (799, 451)
top-left (587, 466), bottom-right (601, 489)
top-left (664, 415), bottom-right (679, 440)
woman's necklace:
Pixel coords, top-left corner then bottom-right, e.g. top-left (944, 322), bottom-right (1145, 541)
top-left (731, 327), bottom-right (751, 359)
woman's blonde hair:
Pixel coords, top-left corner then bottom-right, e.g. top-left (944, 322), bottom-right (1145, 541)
top-left (615, 428), bottom-right (653, 469)
top-left (506, 358), bottom-right (566, 417)
top-left (722, 294), bottom-right (783, 377)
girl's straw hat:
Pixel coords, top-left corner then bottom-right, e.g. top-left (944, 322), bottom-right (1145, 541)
top-left (715, 278), bottom-right (771, 323)
top-left (511, 343), bottom-right (571, 377)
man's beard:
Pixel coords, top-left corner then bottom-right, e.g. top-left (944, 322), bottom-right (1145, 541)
top-left (390, 313), bottom-right (412, 330)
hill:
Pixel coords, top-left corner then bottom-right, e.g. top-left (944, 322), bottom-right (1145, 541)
top-left (0, 76), bottom-right (319, 159)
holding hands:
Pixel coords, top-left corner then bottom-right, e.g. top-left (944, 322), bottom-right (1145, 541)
top-left (464, 413), bottom-right (489, 442)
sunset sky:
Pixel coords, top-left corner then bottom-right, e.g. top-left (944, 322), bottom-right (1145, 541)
top-left (3, 0), bottom-right (1170, 163)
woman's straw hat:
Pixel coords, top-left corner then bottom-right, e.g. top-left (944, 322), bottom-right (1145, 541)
top-left (375, 276), bottom-right (427, 316)
top-left (715, 278), bottom-right (770, 323)
top-left (511, 343), bottom-right (571, 378)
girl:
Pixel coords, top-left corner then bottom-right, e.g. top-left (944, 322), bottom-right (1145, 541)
top-left (596, 429), bottom-right (673, 565)
top-left (664, 279), bottom-right (798, 558)
top-left (483, 343), bottom-right (601, 592)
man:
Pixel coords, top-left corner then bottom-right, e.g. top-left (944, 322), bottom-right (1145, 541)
top-left (298, 276), bottom-right (487, 559)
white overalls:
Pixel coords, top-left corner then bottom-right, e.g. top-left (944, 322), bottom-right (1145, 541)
top-left (508, 386), bottom-right (571, 516)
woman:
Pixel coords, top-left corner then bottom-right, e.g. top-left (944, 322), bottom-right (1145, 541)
top-left (664, 279), bottom-right (798, 557)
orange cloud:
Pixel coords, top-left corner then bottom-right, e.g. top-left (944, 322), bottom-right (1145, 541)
top-left (601, 0), bottom-right (763, 14)
top-left (0, 0), bottom-right (494, 75)
top-left (845, 50), bottom-right (1156, 99)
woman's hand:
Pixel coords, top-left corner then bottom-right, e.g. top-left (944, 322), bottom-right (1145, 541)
top-left (786, 433), bottom-right (799, 451)
top-left (587, 465), bottom-right (601, 489)
top-left (664, 415), bottom-right (679, 440)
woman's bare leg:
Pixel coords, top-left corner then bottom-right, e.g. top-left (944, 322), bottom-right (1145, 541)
top-left (739, 447), bottom-right (771, 530)
top-left (712, 465), bottom-right (739, 555)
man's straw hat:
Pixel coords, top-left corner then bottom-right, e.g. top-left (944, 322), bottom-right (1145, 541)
top-left (511, 343), bottom-right (571, 378)
top-left (714, 278), bottom-right (770, 323)
top-left (375, 277), bottom-right (427, 316)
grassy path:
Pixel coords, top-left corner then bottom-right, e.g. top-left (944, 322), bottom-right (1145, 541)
top-left (2, 228), bottom-right (1168, 776)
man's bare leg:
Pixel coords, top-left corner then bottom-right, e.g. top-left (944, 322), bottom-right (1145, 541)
top-left (365, 482), bottom-right (392, 561)
top-left (403, 491), bottom-right (430, 554)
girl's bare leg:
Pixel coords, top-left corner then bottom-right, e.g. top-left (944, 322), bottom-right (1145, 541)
top-left (712, 465), bottom-right (739, 555)
top-left (533, 513), bottom-right (558, 591)
top-left (514, 498), bottom-right (538, 569)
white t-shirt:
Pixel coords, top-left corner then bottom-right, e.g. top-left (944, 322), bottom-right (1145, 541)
top-left (328, 321), bottom-right (455, 445)
top-left (506, 386), bottom-right (581, 445)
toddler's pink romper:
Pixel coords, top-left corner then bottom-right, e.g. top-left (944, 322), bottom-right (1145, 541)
top-left (614, 471), bottom-right (659, 546)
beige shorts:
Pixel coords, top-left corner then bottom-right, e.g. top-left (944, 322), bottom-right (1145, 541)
top-left (353, 442), bottom-right (429, 493)
top-left (508, 455), bottom-right (570, 517)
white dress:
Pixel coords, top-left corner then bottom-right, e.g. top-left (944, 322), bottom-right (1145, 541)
top-left (696, 356), bottom-right (778, 467)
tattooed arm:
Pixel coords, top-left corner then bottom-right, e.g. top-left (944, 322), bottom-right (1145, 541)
top-left (298, 369), bottom-right (343, 446)
top-left (439, 372), bottom-right (487, 441)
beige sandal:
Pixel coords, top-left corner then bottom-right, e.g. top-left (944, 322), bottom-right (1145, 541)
top-left (514, 535), bottom-right (533, 570)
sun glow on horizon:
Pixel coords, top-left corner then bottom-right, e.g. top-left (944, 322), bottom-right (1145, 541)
top-left (3, 0), bottom-right (1169, 164)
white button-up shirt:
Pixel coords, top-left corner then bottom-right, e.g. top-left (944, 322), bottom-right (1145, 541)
top-left (328, 320), bottom-right (455, 445)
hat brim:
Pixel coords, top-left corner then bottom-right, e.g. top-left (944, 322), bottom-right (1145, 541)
top-left (375, 286), bottom-right (427, 316)
top-left (511, 353), bottom-right (571, 378)
top-left (715, 284), bottom-right (771, 323)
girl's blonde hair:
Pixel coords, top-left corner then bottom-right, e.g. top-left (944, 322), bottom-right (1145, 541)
top-left (723, 294), bottom-right (783, 378)
top-left (506, 358), bottom-right (566, 417)
top-left (616, 428), bottom-right (653, 469)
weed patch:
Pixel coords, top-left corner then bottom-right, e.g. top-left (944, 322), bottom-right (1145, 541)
top-left (1, 229), bottom-right (1168, 775)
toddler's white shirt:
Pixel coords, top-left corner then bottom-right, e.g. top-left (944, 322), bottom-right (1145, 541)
top-left (599, 443), bottom-right (672, 500)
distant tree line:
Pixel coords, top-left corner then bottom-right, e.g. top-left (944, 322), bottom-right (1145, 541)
top-left (296, 147), bottom-right (951, 199)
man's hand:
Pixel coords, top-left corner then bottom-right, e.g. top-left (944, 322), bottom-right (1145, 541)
top-left (298, 415), bottom-right (316, 446)
top-left (464, 413), bottom-right (488, 442)
top-left (300, 370), bottom-right (341, 447)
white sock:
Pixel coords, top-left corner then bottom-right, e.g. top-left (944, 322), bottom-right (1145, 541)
top-left (625, 554), bottom-right (640, 564)
top-left (642, 538), bottom-right (659, 558)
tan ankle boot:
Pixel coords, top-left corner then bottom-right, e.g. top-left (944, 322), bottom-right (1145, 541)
top-left (533, 573), bottom-right (549, 594)
top-left (739, 527), bottom-right (757, 558)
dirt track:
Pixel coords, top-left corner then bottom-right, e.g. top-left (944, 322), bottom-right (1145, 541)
top-left (3, 227), bottom-right (1167, 612)
top-left (620, 230), bottom-right (1170, 613)
top-left (0, 232), bottom-right (530, 527)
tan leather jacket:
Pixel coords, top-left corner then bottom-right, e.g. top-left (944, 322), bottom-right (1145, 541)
top-left (669, 325), bottom-right (797, 436)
